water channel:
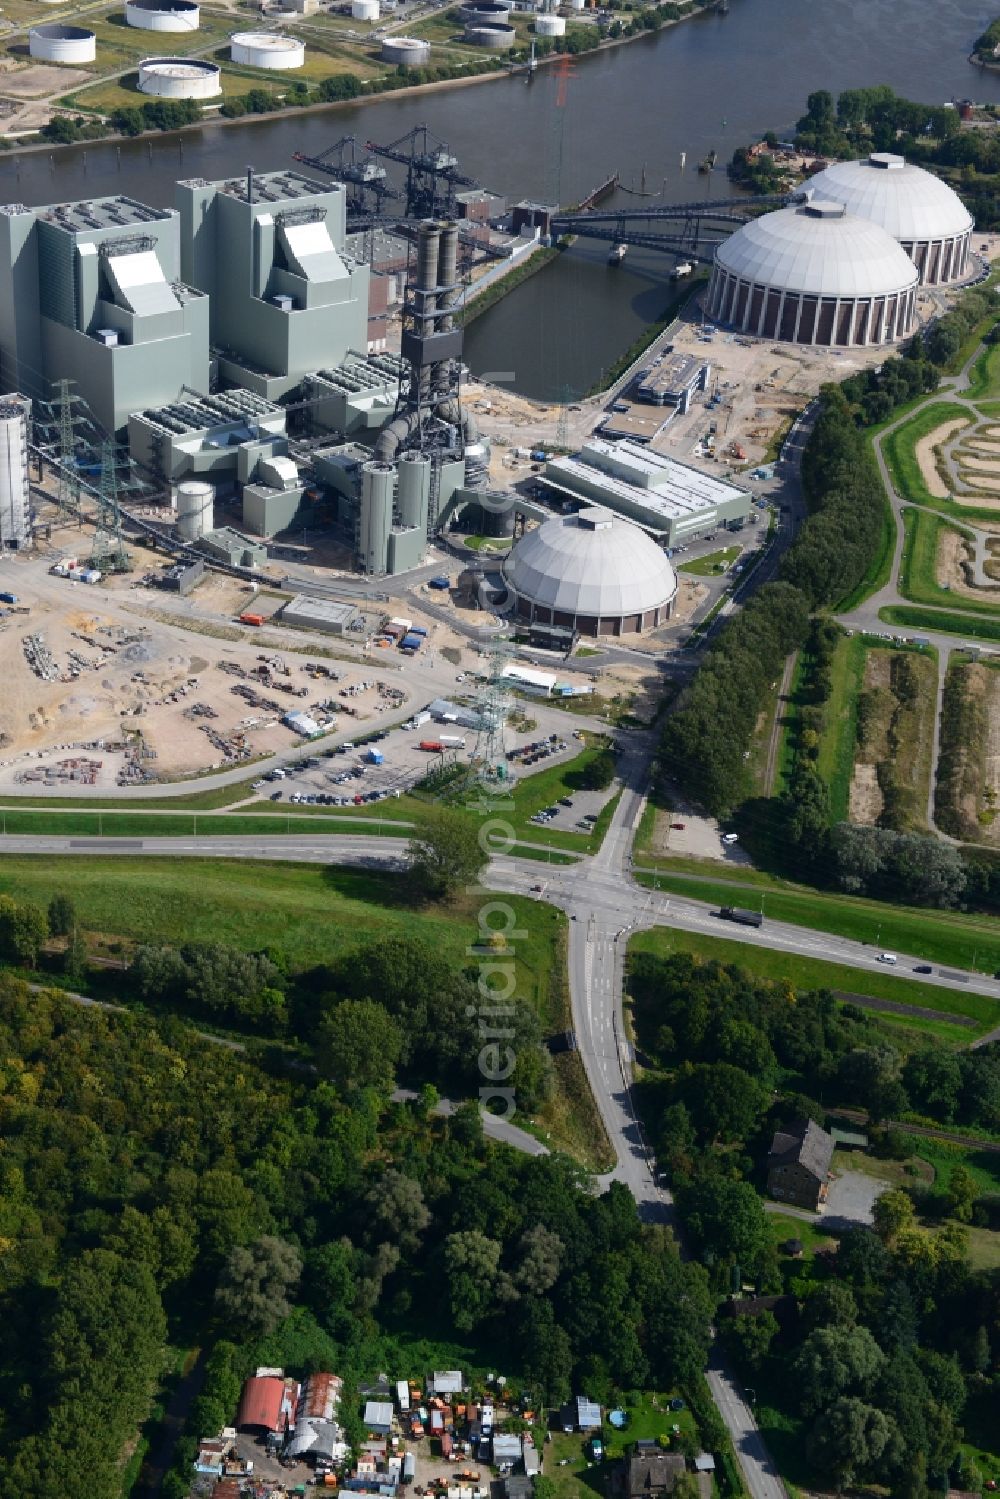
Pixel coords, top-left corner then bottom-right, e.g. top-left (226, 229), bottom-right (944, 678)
top-left (0, 0), bottom-right (997, 397)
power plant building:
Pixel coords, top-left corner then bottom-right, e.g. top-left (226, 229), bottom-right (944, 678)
top-left (176, 170), bottom-right (369, 400)
top-left (0, 196), bottom-right (209, 434)
top-left (707, 195), bottom-right (919, 348)
top-left (541, 438), bottom-right (752, 546)
top-left (805, 153), bottom-right (973, 286)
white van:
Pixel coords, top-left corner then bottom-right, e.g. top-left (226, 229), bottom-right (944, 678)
top-left (877, 952), bottom-right (898, 966)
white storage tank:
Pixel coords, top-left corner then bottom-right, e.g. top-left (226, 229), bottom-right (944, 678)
top-left (465, 20), bottom-right (515, 46)
top-left (231, 31), bottom-right (305, 67)
top-left (570, 0), bottom-right (585, 12)
top-left (29, 23), bottom-right (97, 61)
top-left (534, 12), bottom-right (565, 34)
top-left (126, 0), bottom-right (200, 29)
top-left (380, 35), bottom-right (430, 64)
top-left (351, 0), bottom-right (380, 19)
top-left (138, 55), bottom-right (221, 95)
top-left (175, 480), bottom-right (214, 543)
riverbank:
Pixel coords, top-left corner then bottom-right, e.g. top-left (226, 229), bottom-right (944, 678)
top-left (2, 0), bottom-right (711, 154)
top-left (585, 268), bottom-right (709, 395)
top-left (459, 244), bottom-right (563, 327)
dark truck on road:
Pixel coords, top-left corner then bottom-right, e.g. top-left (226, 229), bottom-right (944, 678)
top-left (718, 906), bottom-right (764, 928)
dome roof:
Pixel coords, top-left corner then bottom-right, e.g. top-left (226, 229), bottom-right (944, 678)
top-left (807, 154), bottom-right (972, 243)
top-left (715, 198), bottom-right (919, 299)
top-left (503, 507), bottom-right (676, 618)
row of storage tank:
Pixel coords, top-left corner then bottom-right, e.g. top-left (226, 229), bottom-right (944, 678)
top-left (28, 26), bottom-right (306, 82)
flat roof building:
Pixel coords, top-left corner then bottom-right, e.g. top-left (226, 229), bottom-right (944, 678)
top-left (542, 438), bottom-right (752, 546)
top-left (635, 353), bottom-right (710, 410)
top-left (0, 195), bottom-right (209, 433)
top-left (195, 525), bottom-right (267, 569)
top-left (128, 389), bottom-right (286, 483)
top-left (280, 594), bottom-right (360, 635)
top-left (177, 170), bottom-right (369, 401)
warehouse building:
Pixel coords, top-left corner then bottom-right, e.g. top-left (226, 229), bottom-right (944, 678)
top-left (0, 195), bottom-right (209, 433)
top-left (635, 353), bottom-right (710, 411)
top-left (279, 595), bottom-right (360, 635)
top-left (127, 389), bottom-right (286, 484)
top-left (502, 506), bottom-right (677, 637)
top-left (195, 525), bottom-right (267, 568)
top-left (177, 170), bottom-right (369, 400)
top-left (542, 438), bottom-right (751, 546)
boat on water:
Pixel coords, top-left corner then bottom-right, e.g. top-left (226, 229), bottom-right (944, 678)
top-left (608, 243), bottom-right (627, 265)
top-left (698, 149), bottom-right (718, 175)
top-left (671, 261), bottom-right (694, 279)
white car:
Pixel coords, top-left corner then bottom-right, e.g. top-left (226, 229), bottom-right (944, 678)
top-left (721, 832), bottom-right (739, 845)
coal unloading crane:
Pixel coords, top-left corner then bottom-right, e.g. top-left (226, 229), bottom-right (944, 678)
top-left (363, 124), bottom-right (479, 220)
top-left (293, 135), bottom-right (402, 218)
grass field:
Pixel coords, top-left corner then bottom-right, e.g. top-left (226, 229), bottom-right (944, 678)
top-left (816, 634), bottom-right (867, 822)
top-left (879, 603), bottom-right (1000, 642)
top-left (628, 899), bottom-right (1000, 1014)
top-left (965, 338), bottom-right (1000, 404)
top-left (834, 441), bottom-right (897, 611)
top-left (0, 778), bottom-right (255, 810)
top-left (679, 546), bottom-right (741, 576)
top-left (898, 507), bottom-right (1000, 616)
top-left (0, 808), bottom-right (405, 838)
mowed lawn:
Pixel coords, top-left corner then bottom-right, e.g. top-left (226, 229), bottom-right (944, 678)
top-left (627, 926), bottom-right (999, 1029)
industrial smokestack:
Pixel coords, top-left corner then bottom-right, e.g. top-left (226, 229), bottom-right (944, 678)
top-left (247, 165), bottom-right (254, 204)
top-left (433, 221), bottom-right (460, 398)
top-left (412, 221), bottom-right (441, 403)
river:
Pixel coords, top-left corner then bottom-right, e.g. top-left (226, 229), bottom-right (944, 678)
top-left (0, 0), bottom-right (997, 397)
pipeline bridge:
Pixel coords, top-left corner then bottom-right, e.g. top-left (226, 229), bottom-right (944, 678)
top-left (550, 193), bottom-right (793, 260)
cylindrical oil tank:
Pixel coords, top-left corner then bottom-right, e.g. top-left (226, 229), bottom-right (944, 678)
top-left (534, 12), bottom-right (565, 34)
top-left (138, 56), bottom-right (221, 95)
top-left (465, 20), bottom-right (514, 46)
top-left (126, 0), bottom-right (200, 29)
top-left (231, 30), bottom-right (304, 66)
top-left (460, 0), bottom-right (510, 20)
top-left (175, 480), bottom-right (214, 542)
top-left (352, 0), bottom-right (380, 18)
top-left (0, 398), bottom-right (29, 550)
top-left (569, 0), bottom-right (585, 12)
top-left (397, 452), bottom-right (431, 534)
top-left (29, 23), bottom-right (97, 60)
top-left (359, 462), bottom-right (394, 574)
top-left (380, 35), bottom-right (430, 64)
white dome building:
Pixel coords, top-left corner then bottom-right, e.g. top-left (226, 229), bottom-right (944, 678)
top-left (806, 153), bottom-right (973, 286)
top-left (706, 196), bottom-right (919, 347)
top-left (503, 506), bottom-right (677, 636)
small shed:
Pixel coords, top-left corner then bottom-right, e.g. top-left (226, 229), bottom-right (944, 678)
top-left (364, 1401), bottom-right (394, 1436)
top-left (430, 1370), bottom-right (465, 1396)
top-left (492, 1434), bottom-right (522, 1469)
top-left (576, 1396), bottom-right (602, 1431)
top-left (694, 1454), bottom-right (716, 1473)
top-left (830, 1124), bottom-right (869, 1150)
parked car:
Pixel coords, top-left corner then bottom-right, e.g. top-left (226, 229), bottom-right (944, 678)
top-left (671, 822), bottom-right (686, 831)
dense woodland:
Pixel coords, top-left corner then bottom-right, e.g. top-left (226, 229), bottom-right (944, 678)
top-left (631, 952), bottom-right (1000, 1495)
top-left (0, 973), bottom-right (716, 1499)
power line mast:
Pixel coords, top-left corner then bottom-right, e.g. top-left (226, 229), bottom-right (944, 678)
top-left (55, 378), bottom-right (80, 525)
top-left (471, 630), bottom-right (514, 787)
top-left (89, 437), bottom-right (131, 572)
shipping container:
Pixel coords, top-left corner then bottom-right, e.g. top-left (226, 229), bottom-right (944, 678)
top-left (410, 626), bottom-right (428, 636)
top-left (428, 576), bottom-right (450, 590)
top-left (397, 1381), bottom-right (411, 1413)
top-left (0, 591), bottom-right (17, 604)
top-left (240, 612), bottom-right (266, 626)
top-left (389, 616), bottom-right (413, 632)
top-left (441, 1433), bottom-right (453, 1459)
top-left (367, 748), bottom-right (384, 764)
top-left (400, 633), bottom-right (422, 651)
top-left (419, 741), bottom-right (443, 752)
top-left (413, 710), bottom-right (431, 726)
top-left (719, 906), bottom-right (763, 928)
top-left (403, 1453), bottom-right (416, 1483)
top-left (438, 734), bottom-right (466, 748)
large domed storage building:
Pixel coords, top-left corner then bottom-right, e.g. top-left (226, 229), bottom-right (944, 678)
top-left (805, 153), bottom-right (973, 286)
top-left (705, 195), bottom-right (919, 347)
top-left (502, 506), bottom-right (677, 637)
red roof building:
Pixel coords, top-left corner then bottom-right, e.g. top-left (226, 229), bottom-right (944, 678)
top-left (236, 1374), bottom-right (299, 1433)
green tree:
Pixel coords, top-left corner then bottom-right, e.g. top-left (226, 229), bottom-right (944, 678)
top-left (945, 1165), bottom-right (976, 1223)
top-left (214, 1235), bottom-right (302, 1336)
top-left (47, 894), bottom-right (76, 937)
top-left (408, 807), bottom-right (487, 899)
top-left (442, 1230), bottom-right (502, 1330)
top-left (363, 1170), bottom-right (431, 1252)
top-left (721, 1310), bottom-right (779, 1371)
top-left (569, 749), bottom-right (615, 790)
top-left (677, 1178), bottom-right (769, 1270)
top-left (0, 896), bottom-right (48, 966)
top-left (873, 1189), bottom-right (916, 1245)
top-left (317, 998), bottom-right (402, 1092)
top-left (808, 1396), bottom-right (895, 1489)
top-left (792, 1326), bottom-right (886, 1416)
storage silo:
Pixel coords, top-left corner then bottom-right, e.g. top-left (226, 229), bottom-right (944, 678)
top-left (176, 479), bottom-right (214, 542)
top-left (352, 0), bottom-right (380, 18)
top-left (126, 0), bottom-right (200, 30)
top-left (29, 23), bottom-right (97, 61)
top-left (381, 35), bottom-right (430, 64)
top-left (534, 13), bottom-right (565, 34)
top-left (230, 31), bottom-right (305, 67)
top-left (0, 395), bottom-right (30, 551)
top-left (359, 461), bottom-right (394, 574)
top-left (397, 452), bottom-right (431, 535)
top-left (138, 56), bottom-right (221, 95)
top-left (464, 20), bottom-right (515, 47)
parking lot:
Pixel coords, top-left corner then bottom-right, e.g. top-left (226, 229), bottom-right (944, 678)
top-left (823, 1170), bottom-right (887, 1231)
